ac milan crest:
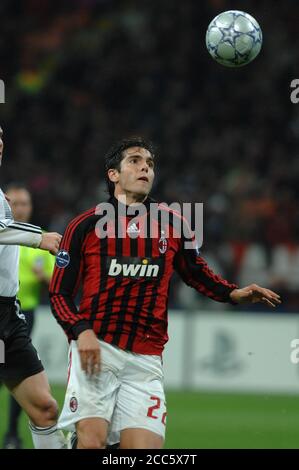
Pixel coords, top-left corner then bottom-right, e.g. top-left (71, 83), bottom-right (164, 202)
top-left (158, 236), bottom-right (167, 254)
top-left (70, 396), bottom-right (78, 412)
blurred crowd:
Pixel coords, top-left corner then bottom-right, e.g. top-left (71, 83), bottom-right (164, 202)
top-left (1, 0), bottom-right (299, 310)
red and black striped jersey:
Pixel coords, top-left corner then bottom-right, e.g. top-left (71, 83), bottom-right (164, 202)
top-left (49, 196), bottom-right (237, 355)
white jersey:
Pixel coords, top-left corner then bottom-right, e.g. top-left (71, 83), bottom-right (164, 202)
top-left (0, 188), bottom-right (43, 297)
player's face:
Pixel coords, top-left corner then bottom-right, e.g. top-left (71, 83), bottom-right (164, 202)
top-left (6, 189), bottom-right (32, 222)
top-left (110, 147), bottom-right (155, 200)
top-left (0, 127), bottom-right (3, 167)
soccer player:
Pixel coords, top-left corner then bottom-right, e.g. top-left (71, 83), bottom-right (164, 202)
top-left (49, 137), bottom-right (281, 449)
top-left (2, 184), bottom-right (55, 449)
top-left (0, 127), bottom-right (66, 449)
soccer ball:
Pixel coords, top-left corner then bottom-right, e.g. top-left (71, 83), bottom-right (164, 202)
top-left (206, 10), bottom-right (263, 67)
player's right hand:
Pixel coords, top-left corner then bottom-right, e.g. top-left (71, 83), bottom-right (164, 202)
top-left (39, 232), bottom-right (62, 255)
top-left (77, 329), bottom-right (101, 376)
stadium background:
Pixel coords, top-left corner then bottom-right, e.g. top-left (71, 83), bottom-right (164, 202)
top-left (1, 0), bottom-right (299, 448)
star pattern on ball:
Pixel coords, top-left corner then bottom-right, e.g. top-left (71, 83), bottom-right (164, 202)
top-left (249, 26), bottom-right (262, 44)
top-left (220, 25), bottom-right (241, 47)
top-left (235, 53), bottom-right (247, 65)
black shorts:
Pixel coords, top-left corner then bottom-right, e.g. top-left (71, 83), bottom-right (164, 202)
top-left (0, 297), bottom-right (44, 384)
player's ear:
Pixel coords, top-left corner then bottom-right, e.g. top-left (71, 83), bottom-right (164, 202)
top-left (107, 168), bottom-right (119, 184)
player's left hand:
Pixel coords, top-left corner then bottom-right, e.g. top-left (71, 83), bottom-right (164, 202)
top-left (229, 284), bottom-right (281, 308)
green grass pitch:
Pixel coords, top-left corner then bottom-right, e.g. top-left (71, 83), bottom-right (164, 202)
top-left (1, 386), bottom-right (299, 448)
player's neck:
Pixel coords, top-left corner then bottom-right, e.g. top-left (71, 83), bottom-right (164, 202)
top-left (113, 191), bottom-right (147, 207)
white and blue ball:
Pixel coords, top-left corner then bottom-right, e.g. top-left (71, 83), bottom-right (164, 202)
top-left (206, 10), bottom-right (263, 67)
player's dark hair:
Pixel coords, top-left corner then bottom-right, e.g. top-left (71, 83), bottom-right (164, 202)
top-left (5, 182), bottom-right (30, 193)
top-left (104, 137), bottom-right (155, 197)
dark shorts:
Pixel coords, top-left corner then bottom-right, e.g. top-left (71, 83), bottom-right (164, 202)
top-left (22, 309), bottom-right (35, 337)
top-left (0, 297), bottom-right (44, 384)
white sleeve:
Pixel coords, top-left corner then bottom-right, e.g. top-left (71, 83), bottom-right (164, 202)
top-left (0, 218), bottom-right (42, 248)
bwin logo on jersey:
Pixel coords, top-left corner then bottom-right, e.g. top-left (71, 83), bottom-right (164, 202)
top-left (108, 257), bottom-right (162, 279)
top-left (56, 250), bottom-right (70, 268)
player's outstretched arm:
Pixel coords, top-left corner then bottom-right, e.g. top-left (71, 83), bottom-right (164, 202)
top-left (229, 284), bottom-right (281, 308)
top-left (0, 215), bottom-right (62, 254)
top-left (174, 248), bottom-right (237, 303)
top-left (174, 219), bottom-right (282, 307)
top-left (0, 219), bottom-right (42, 247)
top-left (174, 219), bottom-right (237, 303)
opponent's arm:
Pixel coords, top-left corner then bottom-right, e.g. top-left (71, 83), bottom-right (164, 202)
top-left (0, 218), bottom-right (61, 254)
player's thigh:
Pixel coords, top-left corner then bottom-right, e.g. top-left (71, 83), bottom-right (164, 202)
top-left (76, 417), bottom-right (108, 449)
top-left (120, 428), bottom-right (163, 449)
top-left (116, 379), bottom-right (166, 448)
top-left (8, 370), bottom-right (53, 409)
top-left (59, 341), bottom-right (120, 433)
top-left (7, 370), bottom-right (57, 424)
top-left (112, 357), bottom-right (167, 445)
